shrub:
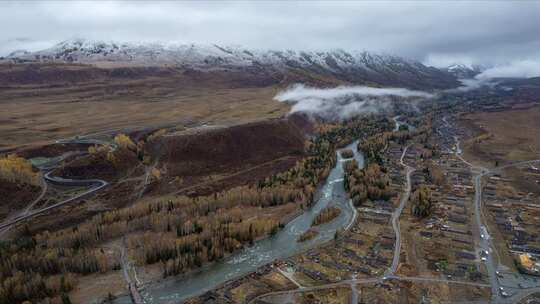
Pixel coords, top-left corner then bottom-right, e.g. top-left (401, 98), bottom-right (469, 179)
top-left (114, 133), bottom-right (136, 150)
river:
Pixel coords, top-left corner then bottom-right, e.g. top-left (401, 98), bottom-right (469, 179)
top-left (113, 140), bottom-right (364, 304)
top-left (393, 115), bottom-right (402, 131)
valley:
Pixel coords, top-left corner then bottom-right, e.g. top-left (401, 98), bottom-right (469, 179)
top-left (1, 40), bottom-right (540, 304)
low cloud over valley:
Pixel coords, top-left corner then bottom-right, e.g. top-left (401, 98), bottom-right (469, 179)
top-left (275, 84), bottom-right (433, 119)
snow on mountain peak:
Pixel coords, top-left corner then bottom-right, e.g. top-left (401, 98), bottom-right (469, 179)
top-left (3, 39), bottom-right (459, 89)
top-left (6, 38), bottom-right (426, 70)
top-left (445, 63), bottom-right (484, 78)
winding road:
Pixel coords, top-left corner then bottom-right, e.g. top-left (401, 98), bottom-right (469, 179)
top-left (0, 138), bottom-right (111, 232)
top-left (386, 145), bottom-right (414, 276)
top-left (0, 172), bottom-right (108, 230)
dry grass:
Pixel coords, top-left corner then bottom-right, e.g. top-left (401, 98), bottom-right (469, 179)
top-left (260, 271), bottom-right (298, 290)
top-left (293, 287), bottom-right (351, 304)
top-left (358, 281), bottom-right (489, 303)
top-left (461, 106), bottom-right (540, 194)
top-left (0, 84), bottom-right (288, 151)
top-left (461, 106), bottom-right (540, 165)
top-left (69, 270), bottom-right (126, 304)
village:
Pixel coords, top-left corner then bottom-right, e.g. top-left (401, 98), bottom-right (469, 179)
top-left (183, 114), bottom-right (509, 303)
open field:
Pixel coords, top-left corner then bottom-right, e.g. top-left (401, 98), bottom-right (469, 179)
top-left (357, 280), bottom-right (489, 303)
top-left (0, 62), bottom-right (355, 152)
top-left (0, 84), bottom-right (288, 151)
top-left (461, 106), bottom-right (540, 166)
top-left (460, 106), bottom-right (540, 195)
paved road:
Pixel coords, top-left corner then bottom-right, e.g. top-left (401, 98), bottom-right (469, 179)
top-left (444, 117), bottom-right (540, 304)
top-left (507, 286), bottom-right (540, 303)
top-left (444, 120), bottom-right (501, 302)
top-left (350, 281), bottom-right (359, 304)
top-left (0, 137), bottom-right (116, 231)
top-left (468, 166), bottom-right (500, 301)
top-left (0, 172), bottom-right (108, 230)
top-left (0, 139), bottom-right (113, 232)
top-left (386, 145), bottom-right (414, 276)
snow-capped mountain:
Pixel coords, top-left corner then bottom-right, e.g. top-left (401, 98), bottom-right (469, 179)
top-left (445, 63), bottom-right (483, 79)
top-left (5, 39), bottom-right (427, 69)
top-left (3, 39), bottom-right (459, 89)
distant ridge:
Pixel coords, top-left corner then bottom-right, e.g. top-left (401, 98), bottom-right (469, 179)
top-left (2, 39), bottom-right (461, 89)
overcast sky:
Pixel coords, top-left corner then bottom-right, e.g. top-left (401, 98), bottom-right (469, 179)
top-left (2, 1), bottom-right (540, 70)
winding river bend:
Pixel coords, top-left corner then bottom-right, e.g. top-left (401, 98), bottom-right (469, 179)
top-left (114, 140), bottom-right (364, 304)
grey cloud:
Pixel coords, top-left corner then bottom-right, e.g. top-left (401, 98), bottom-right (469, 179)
top-left (476, 60), bottom-right (540, 80)
top-left (449, 58), bottom-right (540, 92)
top-left (274, 84), bottom-right (433, 119)
top-left (445, 58), bottom-right (540, 93)
top-left (1, 1), bottom-right (540, 70)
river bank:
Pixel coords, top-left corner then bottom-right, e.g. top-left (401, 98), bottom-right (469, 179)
top-left (111, 140), bottom-right (364, 304)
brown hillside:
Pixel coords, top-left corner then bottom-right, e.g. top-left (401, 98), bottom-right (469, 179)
top-left (54, 148), bottom-right (141, 182)
top-left (0, 180), bottom-right (40, 220)
top-left (151, 115), bottom-right (312, 195)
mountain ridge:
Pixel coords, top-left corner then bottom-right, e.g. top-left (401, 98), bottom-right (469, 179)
top-left (1, 39), bottom-right (461, 89)
top-left (444, 63), bottom-right (484, 79)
